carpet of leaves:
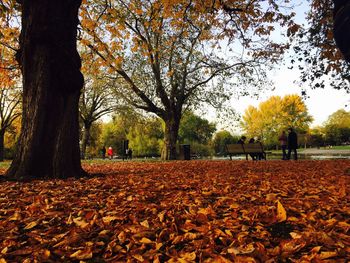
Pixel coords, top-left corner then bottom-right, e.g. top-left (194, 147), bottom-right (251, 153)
top-left (1, 160), bottom-right (350, 262)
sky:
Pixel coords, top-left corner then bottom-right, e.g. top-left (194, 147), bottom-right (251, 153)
top-left (230, 65), bottom-right (349, 128)
top-left (216, 1), bottom-right (349, 132)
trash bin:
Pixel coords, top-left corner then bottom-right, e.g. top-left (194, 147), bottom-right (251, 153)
top-left (179, 144), bottom-right (191, 160)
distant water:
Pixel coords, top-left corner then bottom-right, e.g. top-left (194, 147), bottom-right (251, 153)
top-left (211, 154), bottom-right (350, 160)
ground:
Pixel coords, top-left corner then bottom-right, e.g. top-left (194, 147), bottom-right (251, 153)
top-left (0, 160), bottom-right (350, 262)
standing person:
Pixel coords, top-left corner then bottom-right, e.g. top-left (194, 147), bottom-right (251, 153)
top-left (287, 128), bottom-right (298, 160)
top-left (101, 145), bottom-right (106, 159)
top-left (128, 148), bottom-right (133, 160)
top-left (107, 146), bottom-right (113, 160)
top-left (278, 131), bottom-right (288, 160)
top-left (125, 148), bottom-right (129, 160)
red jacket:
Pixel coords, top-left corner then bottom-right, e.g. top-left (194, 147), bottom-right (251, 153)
top-left (107, 147), bottom-right (113, 156)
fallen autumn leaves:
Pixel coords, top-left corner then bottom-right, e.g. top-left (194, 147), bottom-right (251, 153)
top-left (0, 160), bottom-right (350, 262)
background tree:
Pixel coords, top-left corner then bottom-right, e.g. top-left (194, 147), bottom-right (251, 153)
top-left (308, 126), bottom-right (325, 148)
top-left (80, 0), bottom-right (298, 160)
top-left (127, 117), bottom-right (163, 157)
top-left (79, 74), bottom-right (117, 159)
top-left (4, 0), bottom-right (86, 180)
top-left (323, 109), bottom-right (350, 145)
top-left (99, 110), bottom-right (163, 157)
top-left (212, 130), bottom-right (238, 156)
top-left (178, 111), bottom-right (216, 156)
top-left (241, 94), bottom-right (313, 148)
top-left (0, 88), bottom-right (21, 161)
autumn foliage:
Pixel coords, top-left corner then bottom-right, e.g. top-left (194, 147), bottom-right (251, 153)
top-left (1, 160), bottom-right (350, 262)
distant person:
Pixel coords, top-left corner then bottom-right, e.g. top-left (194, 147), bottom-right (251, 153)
top-left (101, 145), bottom-right (106, 159)
top-left (248, 138), bottom-right (257, 160)
top-left (287, 128), bottom-right (298, 160)
top-left (107, 146), bottom-right (113, 160)
top-left (125, 148), bottom-right (129, 160)
top-left (237, 136), bottom-right (247, 144)
top-left (278, 131), bottom-right (288, 160)
top-left (255, 137), bottom-right (265, 160)
top-left (128, 148), bottom-right (133, 160)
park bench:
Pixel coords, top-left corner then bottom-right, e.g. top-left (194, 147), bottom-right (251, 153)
top-left (225, 143), bottom-right (266, 160)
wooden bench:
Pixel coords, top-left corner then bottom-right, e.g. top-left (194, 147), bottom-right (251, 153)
top-left (225, 143), bottom-right (266, 160)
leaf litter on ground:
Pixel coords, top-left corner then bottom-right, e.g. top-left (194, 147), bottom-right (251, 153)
top-left (0, 160), bottom-right (350, 262)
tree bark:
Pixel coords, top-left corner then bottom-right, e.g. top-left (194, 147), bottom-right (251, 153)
top-left (333, 0), bottom-right (350, 62)
top-left (0, 130), bottom-right (5, 162)
top-left (6, 0), bottom-right (86, 180)
top-left (161, 117), bottom-right (180, 160)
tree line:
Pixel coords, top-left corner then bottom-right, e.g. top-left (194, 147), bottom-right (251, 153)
top-left (3, 92), bottom-right (349, 159)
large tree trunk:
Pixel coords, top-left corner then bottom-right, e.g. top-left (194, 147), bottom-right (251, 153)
top-left (161, 117), bottom-right (180, 160)
top-left (6, 0), bottom-right (86, 180)
top-left (333, 0), bottom-right (350, 62)
top-left (0, 130), bottom-right (4, 162)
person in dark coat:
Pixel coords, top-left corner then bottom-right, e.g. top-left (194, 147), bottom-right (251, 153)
top-left (287, 128), bottom-right (298, 160)
top-left (237, 136), bottom-right (247, 144)
top-left (101, 145), bottom-right (106, 159)
top-left (248, 137), bottom-right (257, 160)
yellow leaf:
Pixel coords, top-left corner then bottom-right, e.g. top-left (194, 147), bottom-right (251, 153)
top-left (132, 254), bottom-right (144, 262)
top-left (225, 229), bottom-right (233, 237)
top-left (156, 242), bottom-right (163, 250)
top-left (102, 216), bottom-right (119, 224)
top-left (140, 220), bottom-right (149, 228)
top-left (319, 251), bottom-right (337, 259)
top-left (73, 217), bottom-right (89, 229)
top-left (0, 258), bottom-right (6, 263)
top-left (140, 237), bottom-right (153, 244)
top-left (70, 249), bottom-right (92, 260)
top-left (276, 200), bottom-right (287, 222)
top-left (24, 221), bottom-right (37, 230)
top-left (289, 232), bottom-right (302, 239)
top-left (8, 212), bottom-right (21, 221)
top-left (310, 246), bottom-right (322, 253)
top-left (158, 211), bottom-right (166, 222)
top-left (98, 230), bottom-right (110, 236)
top-left (66, 213), bottom-right (73, 224)
top-left (1, 247), bottom-right (8, 254)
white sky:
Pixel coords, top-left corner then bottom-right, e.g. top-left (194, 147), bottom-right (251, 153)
top-left (229, 66), bottom-right (349, 128)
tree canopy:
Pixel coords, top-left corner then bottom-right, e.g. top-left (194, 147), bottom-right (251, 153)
top-left (290, 0), bottom-right (350, 92)
top-left (79, 0), bottom-right (298, 159)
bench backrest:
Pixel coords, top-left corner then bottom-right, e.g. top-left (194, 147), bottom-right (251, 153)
top-left (243, 143), bottom-right (264, 153)
top-left (226, 144), bottom-right (245, 153)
